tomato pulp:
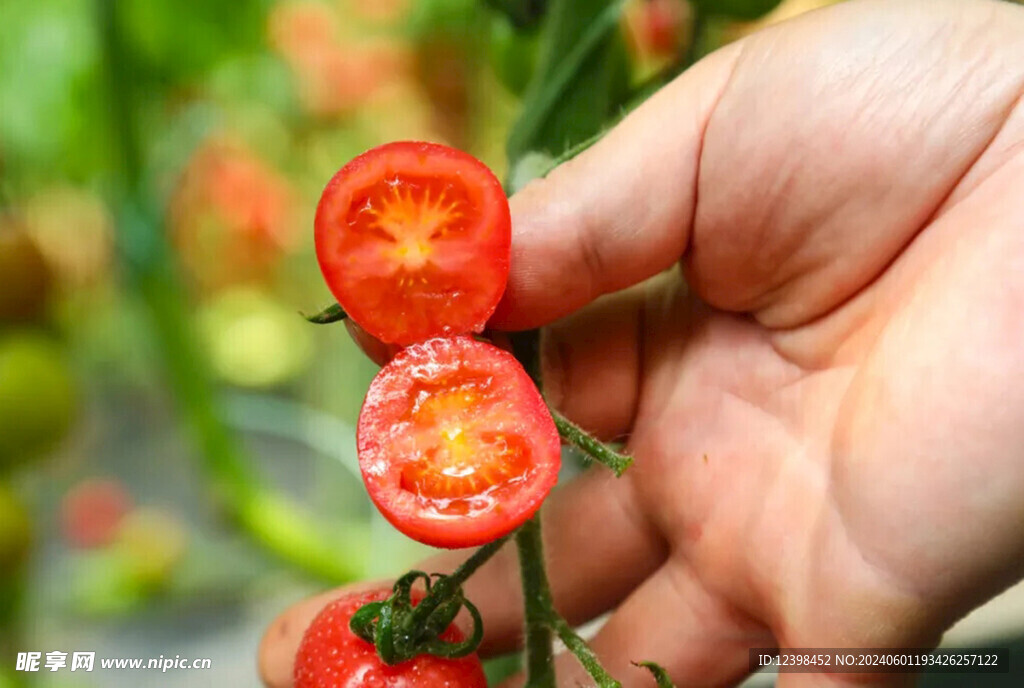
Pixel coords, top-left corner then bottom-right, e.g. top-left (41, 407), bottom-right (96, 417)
top-left (358, 337), bottom-right (560, 548)
top-left (294, 589), bottom-right (487, 688)
top-left (315, 141), bottom-right (511, 346)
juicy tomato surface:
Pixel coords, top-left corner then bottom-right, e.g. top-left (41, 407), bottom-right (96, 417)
top-left (294, 588), bottom-right (487, 688)
top-left (315, 141), bottom-right (511, 346)
top-left (358, 336), bottom-right (560, 548)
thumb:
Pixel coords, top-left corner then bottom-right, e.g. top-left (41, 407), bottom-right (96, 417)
top-left (489, 41), bottom-right (743, 331)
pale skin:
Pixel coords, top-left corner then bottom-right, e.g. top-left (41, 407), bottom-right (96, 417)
top-left (259, 0), bottom-right (1024, 685)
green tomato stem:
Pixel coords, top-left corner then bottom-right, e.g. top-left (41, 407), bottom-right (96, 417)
top-left (447, 533), bottom-right (512, 585)
top-left (552, 616), bottom-right (621, 688)
top-left (550, 408), bottom-right (633, 477)
top-left (516, 516), bottom-right (557, 688)
top-left (515, 515), bottom-right (624, 687)
top-left (405, 534), bottom-right (511, 631)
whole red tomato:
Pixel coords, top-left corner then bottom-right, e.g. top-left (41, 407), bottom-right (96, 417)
top-left (294, 588), bottom-right (487, 688)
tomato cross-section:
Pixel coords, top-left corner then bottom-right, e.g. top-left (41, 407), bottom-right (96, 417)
top-left (358, 336), bottom-right (560, 548)
top-left (315, 141), bottom-right (511, 346)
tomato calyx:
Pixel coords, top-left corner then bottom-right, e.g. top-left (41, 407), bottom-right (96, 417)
top-left (346, 534), bottom-right (508, 665)
top-left (348, 568), bottom-right (485, 665)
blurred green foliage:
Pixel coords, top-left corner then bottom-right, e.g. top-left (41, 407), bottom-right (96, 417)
top-left (507, 0), bottom-right (631, 163)
top-left (695, 0), bottom-right (784, 20)
top-left (118, 0), bottom-right (267, 80)
top-left (0, 0), bottom-right (105, 184)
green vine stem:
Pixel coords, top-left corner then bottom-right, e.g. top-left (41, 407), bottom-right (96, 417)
top-left (550, 408), bottom-right (633, 476)
top-left (349, 535), bottom-right (511, 663)
top-left (552, 616), bottom-right (620, 688)
top-left (515, 515), bottom-right (623, 688)
top-left (405, 534), bottom-right (511, 630)
top-left (516, 516), bottom-right (557, 688)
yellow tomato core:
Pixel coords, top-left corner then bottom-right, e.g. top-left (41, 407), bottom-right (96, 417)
top-left (400, 384), bottom-right (531, 503)
top-left (365, 183), bottom-right (463, 270)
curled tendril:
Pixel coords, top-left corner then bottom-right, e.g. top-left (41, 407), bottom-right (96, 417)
top-left (374, 599), bottom-right (397, 664)
top-left (349, 601), bottom-right (385, 644)
top-left (393, 570), bottom-right (433, 611)
top-left (419, 597), bottom-right (484, 659)
top-left (632, 661), bottom-right (676, 688)
top-left (421, 593), bottom-right (464, 639)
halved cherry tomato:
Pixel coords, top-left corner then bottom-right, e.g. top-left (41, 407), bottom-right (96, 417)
top-left (315, 141), bottom-right (511, 346)
top-left (294, 588), bottom-right (487, 688)
top-left (357, 336), bottom-right (560, 548)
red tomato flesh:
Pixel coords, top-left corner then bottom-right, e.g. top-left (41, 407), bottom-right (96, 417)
top-left (294, 588), bottom-right (487, 688)
top-left (358, 336), bottom-right (560, 548)
top-left (315, 141), bottom-right (511, 346)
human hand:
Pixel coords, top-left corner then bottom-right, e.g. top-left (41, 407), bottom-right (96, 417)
top-left (260, 0), bottom-right (1024, 685)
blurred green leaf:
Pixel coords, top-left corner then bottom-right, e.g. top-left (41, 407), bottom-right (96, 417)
top-left (507, 150), bottom-right (555, 193)
top-left (408, 0), bottom-right (482, 39)
top-left (506, 0), bottom-right (630, 165)
top-left (693, 0), bottom-right (785, 21)
top-left (488, 13), bottom-right (541, 96)
top-left (483, 0), bottom-right (549, 30)
top-left (0, 0), bottom-right (108, 184)
top-left (206, 55), bottom-right (297, 116)
top-left (484, 652), bottom-right (524, 685)
top-left (117, 0), bottom-right (266, 81)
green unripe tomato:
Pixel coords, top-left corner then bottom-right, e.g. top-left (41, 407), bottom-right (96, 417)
top-left (0, 332), bottom-right (77, 471)
top-left (0, 483), bottom-right (32, 571)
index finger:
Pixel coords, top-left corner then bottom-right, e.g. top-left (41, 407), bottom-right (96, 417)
top-left (488, 41), bottom-right (743, 331)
